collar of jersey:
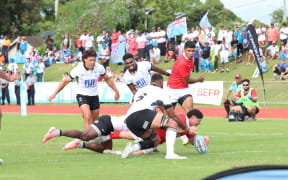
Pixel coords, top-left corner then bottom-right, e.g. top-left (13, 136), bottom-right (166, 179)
top-left (183, 53), bottom-right (193, 61)
top-left (83, 63), bottom-right (94, 71)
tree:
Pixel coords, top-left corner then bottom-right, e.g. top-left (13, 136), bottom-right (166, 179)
top-left (271, 8), bottom-right (284, 23)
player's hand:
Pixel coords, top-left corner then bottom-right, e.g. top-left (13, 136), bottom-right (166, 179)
top-left (203, 136), bottom-right (209, 147)
top-left (197, 74), bottom-right (205, 82)
top-left (48, 93), bottom-right (56, 102)
top-left (114, 91), bottom-right (120, 101)
top-left (187, 126), bottom-right (197, 136)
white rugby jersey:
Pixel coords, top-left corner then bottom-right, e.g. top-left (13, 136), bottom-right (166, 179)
top-left (123, 61), bottom-right (152, 90)
top-left (111, 116), bottom-right (129, 132)
top-left (126, 84), bottom-right (171, 116)
top-left (70, 62), bottom-right (105, 96)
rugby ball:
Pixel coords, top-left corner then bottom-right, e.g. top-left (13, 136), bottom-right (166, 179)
top-left (194, 135), bottom-right (207, 154)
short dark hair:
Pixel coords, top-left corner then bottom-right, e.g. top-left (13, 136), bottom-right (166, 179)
top-left (184, 41), bottom-right (195, 49)
top-left (151, 73), bottom-right (163, 82)
top-left (242, 79), bottom-right (250, 84)
top-left (123, 53), bottom-right (134, 61)
top-left (82, 49), bottom-right (97, 62)
top-left (187, 109), bottom-right (203, 119)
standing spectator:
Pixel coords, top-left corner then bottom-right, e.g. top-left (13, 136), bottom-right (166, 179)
top-left (111, 28), bottom-right (119, 45)
top-left (217, 25), bottom-right (225, 44)
top-left (80, 31), bottom-right (88, 53)
top-left (16, 36), bottom-right (21, 51)
top-left (104, 32), bottom-right (112, 54)
top-left (211, 39), bottom-right (221, 72)
top-left (61, 33), bottom-right (72, 63)
top-left (23, 58), bottom-right (33, 80)
top-left (265, 41), bottom-right (279, 62)
top-left (157, 27), bottom-right (166, 56)
top-left (14, 72), bottom-right (21, 105)
top-left (280, 23), bottom-right (288, 45)
top-left (242, 32), bottom-right (250, 64)
top-left (26, 72), bottom-right (36, 105)
top-left (234, 26), bottom-right (243, 61)
top-left (45, 35), bottom-right (54, 52)
top-left (99, 43), bottom-right (110, 69)
top-left (224, 27), bottom-right (233, 47)
top-left (256, 23), bottom-right (266, 53)
top-left (143, 30), bottom-right (150, 60)
top-left (200, 42), bottom-right (210, 72)
top-left (150, 45), bottom-right (161, 64)
top-left (193, 37), bottom-right (201, 72)
top-left (2, 36), bottom-right (11, 64)
top-left (129, 33), bottom-right (137, 55)
top-left (0, 52), bottom-right (4, 65)
top-left (230, 35), bottom-right (239, 62)
top-left (0, 68), bottom-right (10, 105)
top-left (118, 31), bottom-right (126, 44)
top-left (75, 34), bottom-right (81, 49)
top-left (182, 29), bottom-right (191, 43)
top-left (205, 27), bottom-right (215, 45)
top-left (96, 31), bottom-right (104, 47)
top-left (7, 58), bottom-right (18, 74)
top-left (85, 32), bottom-right (95, 50)
top-left (0, 35), bottom-right (4, 51)
top-left (149, 27), bottom-right (158, 47)
top-left (136, 32), bottom-right (146, 61)
top-left (272, 58), bottom-right (288, 80)
top-left (266, 23), bottom-right (279, 46)
top-left (223, 73), bottom-right (243, 117)
top-left (20, 36), bottom-right (28, 56)
top-left (219, 39), bottom-right (230, 72)
top-left (35, 59), bottom-right (45, 82)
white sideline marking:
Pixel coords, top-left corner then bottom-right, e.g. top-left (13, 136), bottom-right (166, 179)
top-left (208, 132), bottom-right (288, 136)
top-left (210, 150), bottom-right (270, 155)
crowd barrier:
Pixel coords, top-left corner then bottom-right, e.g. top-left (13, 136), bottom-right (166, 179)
top-left (2, 81), bottom-right (223, 105)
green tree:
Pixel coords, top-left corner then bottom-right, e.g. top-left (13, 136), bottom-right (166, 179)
top-left (271, 8), bottom-right (284, 23)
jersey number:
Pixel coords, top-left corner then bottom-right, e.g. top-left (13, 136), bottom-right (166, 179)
top-left (134, 93), bottom-right (147, 102)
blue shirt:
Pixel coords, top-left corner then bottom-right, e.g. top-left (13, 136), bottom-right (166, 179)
top-left (143, 33), bottom-right (150, 46)
top-left (1, 78), bottom-right (7, 85)
top-left (277, 62), bottom-right (288, 69)
top-left (20, 41), bottom-right (28, 51)
top-left (26, 76), bottom-right (35, 86)
top-left (234, 31), bottom-right (243, 43)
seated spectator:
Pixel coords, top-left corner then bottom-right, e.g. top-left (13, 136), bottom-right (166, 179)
top-left (106, 66), bottom-right (115, 80)
top-left (165, 44), bottom-right (177, 63)
top-left (7, 58), bottom-right (18, 74)
top-left (265, 41), bottom-right (279, 62)
top-left (61, 33), bottom-right (72, 63)
top-left (20, 36), bottom-right (28, 56)
top-left (272, 58), bottom-right (288, 80)
top-left (43, 53), bottom-right (52, 67)
top-left (150, 45), bottom-right (161, 64)
top-left (134, 53), bottom-right (141, 62)
top-left (252, 57), bottom-right (268, 78)
top-left (115, 70), bottom-right (125, 82)
top-left (72, 48), bottom-right (82, 63)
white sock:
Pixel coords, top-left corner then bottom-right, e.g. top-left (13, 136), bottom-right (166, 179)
top-left (133, 143), bottom-right (141, 152)
top-left (165, 128), bottom-right (177, 156)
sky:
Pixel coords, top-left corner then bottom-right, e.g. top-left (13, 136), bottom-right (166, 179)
top-left (201, 0), bottom-right (286, 25)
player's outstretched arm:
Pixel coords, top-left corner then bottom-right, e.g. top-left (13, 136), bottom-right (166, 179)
top-left (151, 64), bottom-right (170, 77)
top-left (182, 74), bottom-right (205, 85)
top-left (0, 71), bottom-right (20, 82)
top-left (166, 107), bottom-right (187, 131)
top-left (48, 76), bottom-right (72, 102)
top-left (103, 74), bottom-right (120, 101)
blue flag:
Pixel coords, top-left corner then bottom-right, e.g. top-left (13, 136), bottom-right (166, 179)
top-left (111, 41), bottom-right (126, 64)
top-left (199, 10), bottom-right (214, 31)
top-left (167, 17), bottom-right (187, 40)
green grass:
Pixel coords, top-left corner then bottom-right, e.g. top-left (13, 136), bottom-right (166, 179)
top-left (0, 113), bottom-right (287, 179)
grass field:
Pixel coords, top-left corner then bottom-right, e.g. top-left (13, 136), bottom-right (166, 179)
top-left (0, 113), bottom-right (287, 180)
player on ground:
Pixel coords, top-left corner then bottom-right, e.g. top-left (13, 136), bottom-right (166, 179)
top-left (42, 115), bottom-right (130, 154)
top-left (48, 49), bottom-right (120, 128)
top-left (123, 53), bottom-right (170, 95)
top-left (167, 41), bottom-right (204, 113)
top-left (68, 109), bottom-right (209, 155)
top-left (121, 73), bottom-right (197, 159)
top-left (0, 70), bottom-right (20, 130)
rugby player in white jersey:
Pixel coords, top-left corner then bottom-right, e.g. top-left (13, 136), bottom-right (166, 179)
top-left (122, 53), bottom-right (170, 95)
top-left (48, 49), bottom-right (120, 128)
top-left (121, 73), bottom-right (197, 159)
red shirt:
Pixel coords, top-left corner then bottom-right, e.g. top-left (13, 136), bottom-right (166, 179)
top-left (111, 32), bottom-right (119, 44)
top-left (167, 54), bottom-right (194, 89)
top-left (155, 114), bottom-right (195, 144)
top-left (75, 39), bottom-right (81, 48)
top-left (236, 89), bottom-right (258, 98)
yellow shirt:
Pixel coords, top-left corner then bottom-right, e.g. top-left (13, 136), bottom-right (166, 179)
top-left (2, 39), bottom-right (11, 47)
